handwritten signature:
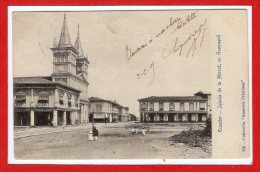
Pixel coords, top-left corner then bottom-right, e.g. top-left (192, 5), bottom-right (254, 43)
top-left (125, 11), bottom-right (208, 85)
top-left (161, 19), bottom-right (207, 58)
top-left (125, 11), bottom-right (198, 63)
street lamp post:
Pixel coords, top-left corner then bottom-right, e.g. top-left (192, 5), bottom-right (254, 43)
top-left (92, 109), bottom-right (95, 129)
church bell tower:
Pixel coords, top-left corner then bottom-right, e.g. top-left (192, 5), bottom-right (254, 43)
top-left (51, 13), bottom-right (79, 85)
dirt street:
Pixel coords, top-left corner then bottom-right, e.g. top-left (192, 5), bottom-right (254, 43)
top-left (14, 122), bottom-right (210, 159)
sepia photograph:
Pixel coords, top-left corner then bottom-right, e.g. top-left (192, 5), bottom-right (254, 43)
top-left (9, 7), bottom-right (250, 163)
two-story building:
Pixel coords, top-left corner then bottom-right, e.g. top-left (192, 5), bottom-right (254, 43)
top-left (128, 113), bottom-right (137, 121)
top-left (13, 13), bottom-right (90, 127)
top-left (118, 106), bottom-right (129, 122)
top-left (138, 91), bottom-right (211, 123)
top-left (89, 97), bottom-right (129, 123)
top-left (13, 77), bottom-right (81, 126)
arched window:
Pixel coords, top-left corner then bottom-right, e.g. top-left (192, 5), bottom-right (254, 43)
top-left (67, 93), bottom-right (72, 107)
top-left (38, 91), bottom-right (49, 107)
top-left (180, 102), bottom-right (184, 111)
top-left (159, 102), bottom-right (164, 111)
top-left (149, 102), bottom-right (154, 111)
top-left (15, 91), bottom-right (26, 106)
top-left (199, 102), bottom-right (206, 111)
top-left (141, 102), bottom-right (147, 111)
top-left (59, 91), bottom-right (64, 105)
top-left (169, 102), bottom-right (175, 111)
top-left (189, 102), bottom-right (194, 111)
top-left (96, 104), bottom-right (102, 112)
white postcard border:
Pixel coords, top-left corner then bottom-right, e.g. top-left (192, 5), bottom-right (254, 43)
top-left (8, 5), bottom-right (253, 165)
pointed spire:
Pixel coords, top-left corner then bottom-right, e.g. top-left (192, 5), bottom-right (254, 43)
top-left (53, 36), bottom-right (57, 47)
top-left (58, 13), bottom-right (72, 47)
top-left (74, 24), bottom-right (84, 57)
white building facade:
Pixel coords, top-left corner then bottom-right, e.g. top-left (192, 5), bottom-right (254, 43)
top-left (138, 91), bottom-right (211, 123)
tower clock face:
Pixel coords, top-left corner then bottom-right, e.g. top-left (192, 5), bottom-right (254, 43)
top-left (58, 65), bottom-right (65, 72)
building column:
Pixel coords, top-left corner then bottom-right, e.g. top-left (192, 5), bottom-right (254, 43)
top-left (63, 111), bottom-right (66, 125)
top-left (30, 110), bottom-right (35, 127)
top-left (83, 105), bottom-right (86, 123)
top-left (155, 113), bottom-right (157, 123)
top-left (54, 89), bottom-right (59, 107)
top-left (166, 113), bottom-right (168, 122)
top-left (20, 114), bottom-right (23, 126)
top-left (84, 105), bottom-right (87, 123)
top-left (80, 105), bottom-right (83, 123)
top-left (71, 112), bottom-right (75, 125)
top-left (163, 114), bottom-right (166, 122)
top-left (53, 110), bottom-right (58, 127)
top-left (196, 113), bottom-right (198, 122)
top-left (76, 112), bottom-right (78, 123)
top-left (186, 113), bottom-right (188, 122)
top-left (30, 89), bottom-right (34, 107)
top-left (177, 113), bottom-right (179, 122)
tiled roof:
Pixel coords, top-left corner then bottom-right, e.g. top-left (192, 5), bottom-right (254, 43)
top-left (13, 77), bottom-right (53, 84)
top-left (13, 76), bottom-right (80, 92)
top-left (138, 96), bottom-right (208, 102)
top-left (89, 97), bottom-right (127, 108)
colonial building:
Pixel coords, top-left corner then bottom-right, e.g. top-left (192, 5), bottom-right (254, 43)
top-left (13, 14), bottom-right (90, 127)
top-left (13, 77), bottom-right (82, 126)
top-left (118, 106), bottom-right (129, 122)
top-left (128, 113), bottom-right (138, 121)
top-left (89, 97), bottom-right (129, 123)
top-left (138, 91), bottom-right (211, 123)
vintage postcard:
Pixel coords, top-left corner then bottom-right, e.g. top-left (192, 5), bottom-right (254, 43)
top-left (8, 6), bottom-right (252, 164)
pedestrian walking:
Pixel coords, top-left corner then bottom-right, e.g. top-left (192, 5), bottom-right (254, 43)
top-left (62, 120), bottom-right (66, 130)
top-left (141, 127), bottom-right (146, 136)
top-left (105, 114), bottom-right (108, 126)
top-left (93, 126), bottom-right (99, 141)
top-left (88, 130), bottom-right (94, 141)
top-left (131, 128), bottom-right (136, 135)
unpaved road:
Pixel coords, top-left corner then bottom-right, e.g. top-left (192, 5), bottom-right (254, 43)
top-left (14, 122), bottom-right (210, 159)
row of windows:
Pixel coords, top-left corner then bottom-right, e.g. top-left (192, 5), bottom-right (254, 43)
top-left (58, 100), bottom-right (78, 107)
top-left (55, 56), bottom-right (68, 63)
top-left (93, 104), bottom-right (123, 112)
top-left (15, 98), bottom-right (78, 108)
top-left (54, 56), bottom-right (77, 64)
top-left (15, 91), bottom-right (79, 108)
top-left (141, 102), bottom-right (206, 111)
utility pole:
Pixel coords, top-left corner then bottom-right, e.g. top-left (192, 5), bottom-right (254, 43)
top-left (92, 109), bottom-right (94, 129)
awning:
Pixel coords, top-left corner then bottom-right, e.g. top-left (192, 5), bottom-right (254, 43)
top-left (15, 91), bottom-right (26, 100)
top-left (94, 113), bottom-right (105, 119)
top-left (39, 91), bottom-right (49, 100)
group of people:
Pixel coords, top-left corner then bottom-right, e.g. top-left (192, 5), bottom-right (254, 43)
top-left (88, 126), bottom-right (146, 142)
top-left (88, 126), bottom-right (99, 141)
top-left (132, 127), bottom-right (146, 136)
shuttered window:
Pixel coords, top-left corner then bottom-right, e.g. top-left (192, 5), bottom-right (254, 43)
top-left (169, 103), bottom-right (175, 111)
top-left (38, 91), bottom-right (49, 101)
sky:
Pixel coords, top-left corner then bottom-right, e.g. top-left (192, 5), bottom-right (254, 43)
top-left (12, 11), bottom-right (212, 116)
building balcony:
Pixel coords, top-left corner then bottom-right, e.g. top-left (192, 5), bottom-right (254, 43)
top-left (140, 109), bottom-right (207, 113)
top-left (15, 103), bottom-right (26, 107)
top-left (36, 103), bottom-right (49, 107)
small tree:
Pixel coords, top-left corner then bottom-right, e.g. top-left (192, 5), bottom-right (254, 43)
top-left (204, 117), bottom-right (212, 137)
